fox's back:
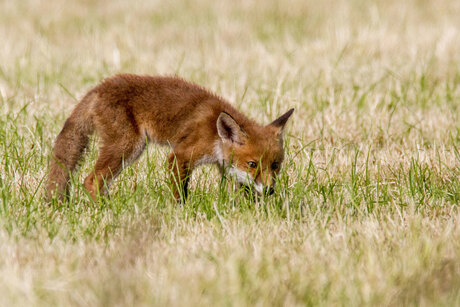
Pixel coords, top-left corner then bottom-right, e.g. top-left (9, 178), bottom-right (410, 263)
top-left (89, 74), bottom-right (250, 145)
top-left (95, 74), bottom-right (218, 113)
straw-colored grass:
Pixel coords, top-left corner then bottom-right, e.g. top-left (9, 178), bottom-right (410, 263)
top-left (1, 0), bottom-right (459, 305)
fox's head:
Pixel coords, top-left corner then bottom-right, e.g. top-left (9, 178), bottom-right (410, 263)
top-left (215, 109), bottom-right (294, 196)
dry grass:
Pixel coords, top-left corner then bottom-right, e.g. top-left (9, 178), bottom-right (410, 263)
top-left (0, 0), bottom-right (459, 306)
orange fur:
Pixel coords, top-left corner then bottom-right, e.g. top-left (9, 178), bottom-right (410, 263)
top-left (47, 74), bottom-right (293, 202)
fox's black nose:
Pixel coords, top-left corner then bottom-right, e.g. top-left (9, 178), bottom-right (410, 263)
top-left (264, 187), bottom-right (275, 195)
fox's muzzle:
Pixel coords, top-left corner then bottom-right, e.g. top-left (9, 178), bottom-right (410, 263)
top-left (257, 171), bottom-right (275, 196)
top-left (264, 186), bottom-right (275, 195)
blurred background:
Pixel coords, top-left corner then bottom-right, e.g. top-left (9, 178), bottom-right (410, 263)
top-left (2, 0), bottom-right (459, 123)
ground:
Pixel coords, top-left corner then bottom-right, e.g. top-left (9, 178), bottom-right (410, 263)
top-left (0, 0), bottom-right (459, 306)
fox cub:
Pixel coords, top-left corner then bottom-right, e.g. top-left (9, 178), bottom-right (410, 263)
top-left (47, 74), bottom-right (294, 201)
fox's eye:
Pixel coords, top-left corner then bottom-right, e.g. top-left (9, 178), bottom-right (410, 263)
top-left (271, 162), bottom-right (279, 170)
top-left (248, 161), bottom-right (257, 168)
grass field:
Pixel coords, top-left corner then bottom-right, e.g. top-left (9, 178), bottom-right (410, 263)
top-left (1, 0), bottom-right (460, 305)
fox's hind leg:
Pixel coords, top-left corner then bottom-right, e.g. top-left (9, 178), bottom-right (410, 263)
top-left (84, 139), bottom-right (145, 202)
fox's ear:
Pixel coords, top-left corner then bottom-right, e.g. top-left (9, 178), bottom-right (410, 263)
top-left (217, 112), bottom-right (246, 145)
top-left (269, 108), bottom-right (294, 134)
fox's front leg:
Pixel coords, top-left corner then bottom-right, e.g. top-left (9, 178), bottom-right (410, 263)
top-left (168, 152), bottom-right (192, 202)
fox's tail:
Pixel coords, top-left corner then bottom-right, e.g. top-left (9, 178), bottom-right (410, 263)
top-left (46, 91), bottom-right (96, 201)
